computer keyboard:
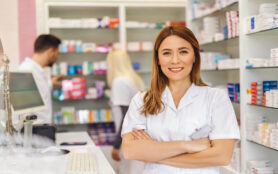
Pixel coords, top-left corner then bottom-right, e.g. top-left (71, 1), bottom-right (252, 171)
top-left (66, 151), bottom-right (98, 174)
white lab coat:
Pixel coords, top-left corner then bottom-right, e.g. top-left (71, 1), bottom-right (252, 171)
top-left (19, 58), bottom-right (52, 124)
top-left (122, 83), bottom-right (240, 174)
top-left (110, 76), bottom-right (145, 174)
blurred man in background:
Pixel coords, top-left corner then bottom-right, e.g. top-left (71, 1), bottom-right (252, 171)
top-left (19, 34), bottom-right (63, 123)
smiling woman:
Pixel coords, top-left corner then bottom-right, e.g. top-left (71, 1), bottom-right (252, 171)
top-left (121, 26), bottom-right (240, 174)
top-left (142, 26), bottom-right (207, 115)
top-left (159, 35), bottom-right (195, 84)
top-left (158, 35), bottom-right (196, 107)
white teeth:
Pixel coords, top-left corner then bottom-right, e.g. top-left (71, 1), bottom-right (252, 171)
top-left (170, 68), bottom-right (183, 71)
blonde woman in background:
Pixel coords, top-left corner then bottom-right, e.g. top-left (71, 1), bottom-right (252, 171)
top-left (106, 49), bottom-right (145, 174)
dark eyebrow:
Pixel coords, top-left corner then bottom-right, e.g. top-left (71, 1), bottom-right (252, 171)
top-left (160, 48), bottom-right (171, 52)
top-left (160, 47), bottom-right (189, 52)
top-left (178, 47), bottom-right (189, 50)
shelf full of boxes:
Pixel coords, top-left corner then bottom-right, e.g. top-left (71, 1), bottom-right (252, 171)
top-left (188, 0), bottom-right (278, 173)
top-left (186, 0), bottom-right (241, 173)
top-left (41, 1), bottom-right (187, 147)
top-left (241, 1), bottom-right (278, 174)
top-left (46, 5), bottom-right (120, 146)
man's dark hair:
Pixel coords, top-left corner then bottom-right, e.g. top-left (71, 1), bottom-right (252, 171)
top-left (34, 34), bottom-right (61, 53)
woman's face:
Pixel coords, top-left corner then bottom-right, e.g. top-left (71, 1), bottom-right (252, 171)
top-left (158, 35), bottom-right (195, 83)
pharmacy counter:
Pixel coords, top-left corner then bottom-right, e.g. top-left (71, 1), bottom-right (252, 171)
top-left (56, 132), bottom-right (116, 174)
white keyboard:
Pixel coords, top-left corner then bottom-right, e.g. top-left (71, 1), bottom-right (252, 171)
top-left (66, 152), bottom-right (98, 174)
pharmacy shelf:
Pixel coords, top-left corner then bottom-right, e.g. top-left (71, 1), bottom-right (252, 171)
top-left (56, 121), bottom-right (114, 126)
top-left (246, 66), bottom-right (278, 70)
top-left (187, 0), bottom-right (278, 172)
top-left (127, 27), bottom-right (162, 30)
top-left (201, 68), bottom-right (239, 72)
top-left (53, 97), bottom-right (109, 102)
top-left (50, 27), bottom-right (118, 30)
top-left (246, 27), bottom-right (278, 36)
top-left (222, 166), bottom-right (241, 174)
top-left (191, 1), bottom-right (238, 21)
top-left (59, 52), bottom-right (109, 55)
top-left (128, 50), bottom-right (152, 53)
top-left (248, 103), bottom-right (278, 110)
top-left (200, 36), bottom-right (239, 46)
top-left (46, 3), bottom-right (121, 127)
top-left (247, 140), bottom-right (278, 152)
top-left (52, 74), bottom-right (106, 78)
top-left (187, 0), bottom-right (242, 172)
top-left (42, 1), bottom-right (186, 130)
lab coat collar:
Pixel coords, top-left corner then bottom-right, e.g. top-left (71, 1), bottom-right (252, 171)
top-left (162, 83), bottom-right (199, 112)
top-left (24, 57), bottom-right (44, 73)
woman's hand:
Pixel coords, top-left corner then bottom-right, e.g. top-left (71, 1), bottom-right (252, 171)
top-left (131, 128), bottom-right (153, 140)
top-left (186, 138), bottom-right (211, 153)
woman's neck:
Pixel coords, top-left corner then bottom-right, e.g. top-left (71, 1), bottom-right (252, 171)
top-left (169, 79), bottom-right (192, 93)
top-left (168, 79), bottom-right (192, 108)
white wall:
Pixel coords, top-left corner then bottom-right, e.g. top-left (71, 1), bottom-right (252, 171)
top-left (0, 0), bottom-right (20, 69)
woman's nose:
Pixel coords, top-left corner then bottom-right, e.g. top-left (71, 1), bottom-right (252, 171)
top-left (171, 52), bottom-right (179, 64)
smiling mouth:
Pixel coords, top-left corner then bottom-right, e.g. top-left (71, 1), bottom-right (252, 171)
top-left (168, 67), bottom-right (184, 72)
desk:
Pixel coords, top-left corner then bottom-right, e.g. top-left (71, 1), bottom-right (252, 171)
top-left (56, 132), bottom-right (116, 174)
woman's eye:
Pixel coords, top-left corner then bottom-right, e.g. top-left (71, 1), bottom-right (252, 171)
top-left (162, 52), bottom-right (171, 55)
top-left (180, 50), bottom-right (188, 54)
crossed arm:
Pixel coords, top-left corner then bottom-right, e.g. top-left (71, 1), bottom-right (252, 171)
top-left (122, 129), bottom-right (235, 168)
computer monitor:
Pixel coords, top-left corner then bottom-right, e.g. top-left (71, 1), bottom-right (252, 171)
top-left (9, 70), bottom-right (46, 115)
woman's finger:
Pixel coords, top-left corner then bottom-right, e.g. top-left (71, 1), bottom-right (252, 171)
top-left (138, 130), bottom-right (152, 140)
top-left (132, 128), bottom-right (145, 139)
top-left (132, 128), bottom-right (153, 140)
top-left (132, 130), bottom-right (140, 139)
top-left (135, 129), bottom-right (147, 139)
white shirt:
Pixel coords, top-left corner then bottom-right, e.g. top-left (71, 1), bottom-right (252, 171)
top-left (110, 77), bottom-right (145, 174)
top-left (111, 76), bottom-right (140, 132)
top-left (19, 58), bottom-right (52, 124)
top-left (111, 76), bottom-right (140, 106)
top-left (122, 83), bottom-right (240, 174)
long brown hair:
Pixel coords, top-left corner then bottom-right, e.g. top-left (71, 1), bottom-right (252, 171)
top-left (141, 26), bottom-right (207, 116)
